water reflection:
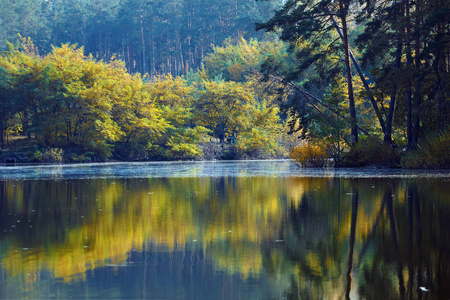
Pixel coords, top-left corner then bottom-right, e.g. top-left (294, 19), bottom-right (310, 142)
top-left (0, 175), bottom-right (449, 299)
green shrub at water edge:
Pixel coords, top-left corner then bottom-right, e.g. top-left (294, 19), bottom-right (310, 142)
top-left (33, 148), bottom-right (64, 163)
top-left (341, 136), bottom-right (400, 167)
top-left (69, 152), bottom-right (94, 163)
top-left (401, 131), bottom-right (450, 168)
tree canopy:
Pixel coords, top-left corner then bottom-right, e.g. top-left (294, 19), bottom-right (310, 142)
top-left (0, 37), bottom-right (288, 161)
top-left (256, 0), bottom-right (449, 166)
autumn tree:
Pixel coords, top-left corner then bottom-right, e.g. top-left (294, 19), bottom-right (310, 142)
top-left (0, 41), bottom-right (168, 159)
top-left (144, 75), bottom-right (208, 160)
top-left (195, 80), bottom-right (254, 144)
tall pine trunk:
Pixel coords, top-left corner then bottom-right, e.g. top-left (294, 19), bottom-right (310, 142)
top-left (384, 1), bottom-right (405, 146)
top-left (384, 40), bottom-right (402, 145)
top-left (0, 121), bottom-right (4, 148)
top-left (139, 3), bottom-right (146, 75)
top-left (339, 0), bottom-right (358, 144)
top-left (405, 0), bottom-right (414, 149)
top-left (411, 1), bottom-right (423, 149)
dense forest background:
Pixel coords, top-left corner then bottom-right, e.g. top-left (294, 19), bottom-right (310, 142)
top-left (0, 0), bottom-right (449, 167)
top-left (0, 0), bottom-right (280, 76)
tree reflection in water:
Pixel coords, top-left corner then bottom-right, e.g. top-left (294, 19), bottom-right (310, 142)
top-left (0, 176), bottom-right (449, 299)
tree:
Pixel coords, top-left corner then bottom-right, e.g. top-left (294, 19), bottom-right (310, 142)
top-left (201, 37), bottom-right (286, 83)
top-left (0, 0), bottom-right (50, 52)
top-left (144, 75), bottom-right (207, 160)
top-left (0, 40), bottom-right (168, 159)
top-left (256, 0), bottom-right (367, 144)
top-left (356, 0), bottom-right (450, 148)
top-left (0, 67), bottom-right (13, 147)
top-left (1, 0), bottom-right (284, 77)
top-left (195, 80), bottom-right (254, 144)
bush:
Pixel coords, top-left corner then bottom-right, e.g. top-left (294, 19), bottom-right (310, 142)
top-left (33, 147), bottom-right (64, 163)
top-left (69, 152), bottom-right (94, 163)
top-left (401, 131), bottom-right (450, 168)
top-left (221, 145), bottom-right (245, 160)
top-left (289, 143), bottom-right (328, 167)
top-left (341, 136), bottom-right (400, 167)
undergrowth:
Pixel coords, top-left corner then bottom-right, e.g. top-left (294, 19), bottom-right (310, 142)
top-left (340, 136), bottom-right (400, 167)
top-left (401, 131), bottom-right (450, 168)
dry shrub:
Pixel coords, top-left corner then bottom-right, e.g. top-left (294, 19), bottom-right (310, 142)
top-left (289, 144), bottom-right (328, 167)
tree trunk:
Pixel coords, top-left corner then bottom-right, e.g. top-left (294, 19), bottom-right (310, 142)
top-left (436, 14), bottom-right (448, 132)
top-left (139, 4), bottom-right (146, 75)
top-left (384, 12), bottom-right (404, 146)
top-left (0, 121), bottom-right (4, 148)
top-left (327, 7), bottom-right (386, 133)
top-left (411, 1), bottom-right (423, 149)
top-left (411, 80), bottom-right (422, 149)
top-left (405, 0), bottom-right (414, 149)
top-left (339, 0), bottom-right (358, 144)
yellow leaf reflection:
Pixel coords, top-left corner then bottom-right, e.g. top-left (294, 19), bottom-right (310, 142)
top-left (0, 177), bottom-right (305, 284)
top-left (1, 176), bottom-right (447, 299)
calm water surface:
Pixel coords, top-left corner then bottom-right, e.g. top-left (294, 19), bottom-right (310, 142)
top-left (0, 161), bottom-right (449, 299)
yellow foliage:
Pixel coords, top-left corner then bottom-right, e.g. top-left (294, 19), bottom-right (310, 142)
top-left (0, 38), bottom-right (286, 160)
top-left (289, 143), bottom-right (328, 167)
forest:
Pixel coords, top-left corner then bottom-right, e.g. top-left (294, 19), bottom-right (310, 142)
top-left (0, 0), bottom-right (449, 167)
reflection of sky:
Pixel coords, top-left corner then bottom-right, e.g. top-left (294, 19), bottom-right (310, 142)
top-left (1, 160), bottom-right (449, 180)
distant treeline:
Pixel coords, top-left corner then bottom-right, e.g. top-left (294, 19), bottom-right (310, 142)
top-left (0, 0), bottom-right (281, 76)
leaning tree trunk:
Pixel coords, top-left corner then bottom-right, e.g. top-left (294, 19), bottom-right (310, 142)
top-left (327, 6), bottom-right (386, 133)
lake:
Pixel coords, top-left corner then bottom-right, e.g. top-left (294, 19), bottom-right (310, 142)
top-left (1, 160), bottom-right (449, 299)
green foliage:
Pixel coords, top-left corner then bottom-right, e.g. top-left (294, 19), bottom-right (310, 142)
top-left (289, 143), bottom-right (328, 168)
top-left (32, 147), bottom-right (64, 163)
top-left (195, 80), bottom-right (254, 142)
top-left (69, 152), bottom-right (94, 163)
top-left (202, 37), bottom-right (287, 82)
top-left (341, 136), bottom-right (400, 167)
top-left (257, 0), bottom-right (450, 160)
top-left (0, 41), bottom-right (171, 160)
top-left (142, 75), bottom-right (206, 160)
top-left (2, 0), bottom-right (448, 165)
top-left (0, 37), bottom-right (300, 162)
top-left (401, 131), bottom-right (450, 169)
top-left (235, 102), bottom-right (283, 158)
